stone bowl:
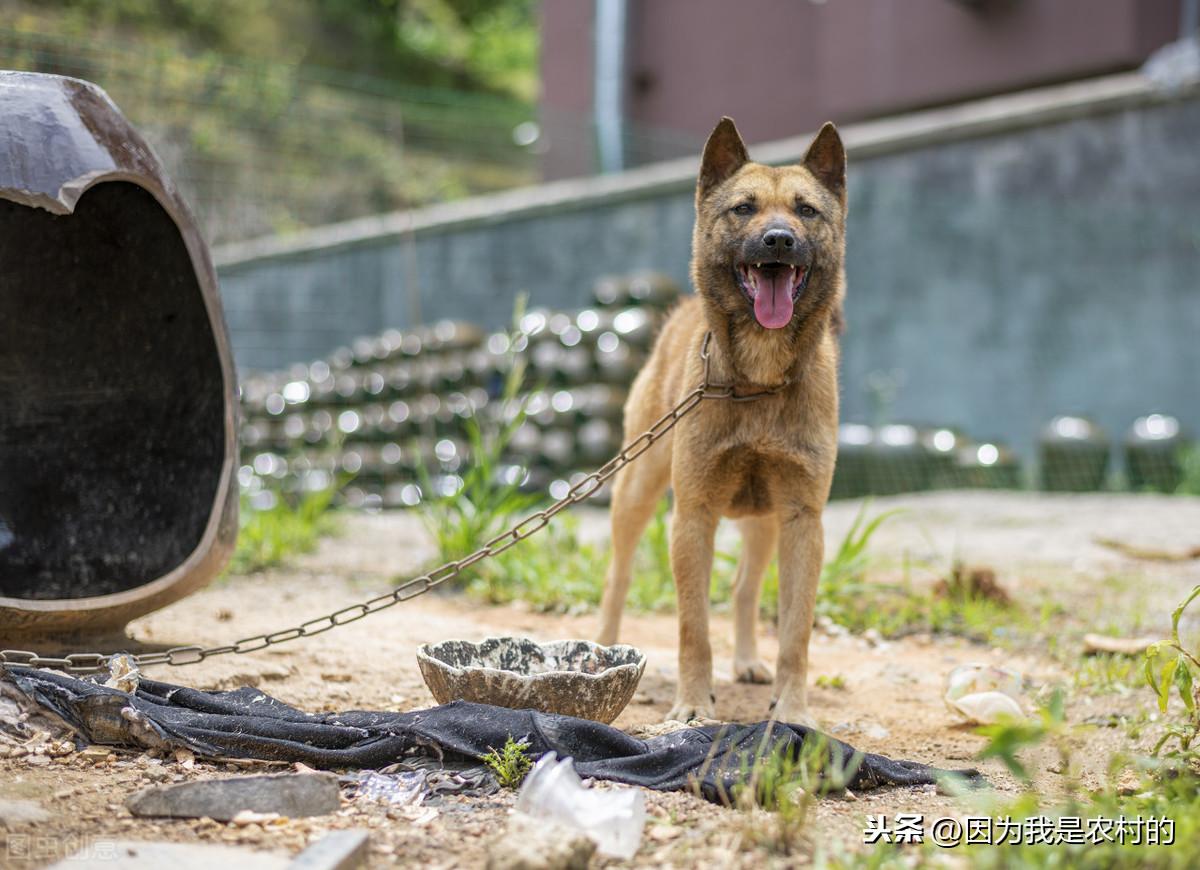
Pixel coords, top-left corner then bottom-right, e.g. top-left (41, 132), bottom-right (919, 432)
top-left (417, 637), bottom-right (646, 724)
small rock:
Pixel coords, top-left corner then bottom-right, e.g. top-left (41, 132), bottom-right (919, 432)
top-left (486, 813), bottom-right (596, 870)
top-left (126, 773), bottom-right (341, 821)
top-left (1116, 770), bottom-right (1141, 796)
top-left (647, 824), bottom-right (681, 842)
top-left (290, 830), bottom-right (370, 870)
top-left (26, 754), bottom-right (51, 766)
top-left (0, 798), bottom-right (51, 824)
top-left (232, 810), bottom-right (281, 826)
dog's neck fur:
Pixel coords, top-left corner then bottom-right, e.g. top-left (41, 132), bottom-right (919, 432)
top-left (697, 278), bottom-right (840, 389)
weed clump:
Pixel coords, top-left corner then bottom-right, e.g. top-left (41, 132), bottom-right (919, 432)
top-left (481, 736), bottom-right (534, 789)
top-left (226, 485), bottom-right (341, 575)
top-left (716, 731), bottom-right (860, 857)
top-left (1144, 584), bottom-right (1200, 764)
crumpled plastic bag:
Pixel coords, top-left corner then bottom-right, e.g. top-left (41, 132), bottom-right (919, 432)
top-left (516, 753), bottom-right (645, 860)
top-left (944, 664), bottom-right (1024, 724)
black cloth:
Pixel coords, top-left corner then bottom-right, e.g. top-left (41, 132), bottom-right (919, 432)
top-left (3, 666), bottom-right (981, 801)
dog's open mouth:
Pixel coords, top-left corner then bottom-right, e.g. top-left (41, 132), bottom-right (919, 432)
top-left (735, 263), bottom-right (810, 330)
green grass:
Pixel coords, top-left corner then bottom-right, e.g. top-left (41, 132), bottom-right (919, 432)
top-left (1178, 445), bottom-right (1200, 496)
top-left (225, 486), bottom-right (341, 575)
top-left (417, 402), bottom-right (539, 577)
top-left (465, 507), bottom-right (678, 614)
top-left (1073, 653), bottom-right (1140, 696)
top-left (480, 736), bottom-right (533, 789)
top-left (466, 513), bottom-right (606, 610)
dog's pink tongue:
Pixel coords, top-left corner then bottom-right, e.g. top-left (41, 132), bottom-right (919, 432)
top-left (751, 268), bottom-right (794, 329)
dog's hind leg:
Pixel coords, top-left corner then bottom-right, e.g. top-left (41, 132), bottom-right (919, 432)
top-left (597, 441), bottom-right (670, 646)
top-left (732, 514), bottom-right (778, 684)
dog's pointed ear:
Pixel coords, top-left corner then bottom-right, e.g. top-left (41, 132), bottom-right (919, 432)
top-left (802, 122), bottom-right (846, 202)
top-left (698, 117), bottom-right (749, 200)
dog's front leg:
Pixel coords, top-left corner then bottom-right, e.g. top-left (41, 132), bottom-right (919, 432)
top-left (666, 505), bottom-right (719, 722)
top-left (772, 507), bottom-right (824, 727)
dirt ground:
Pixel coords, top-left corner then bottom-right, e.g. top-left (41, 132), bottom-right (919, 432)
top-left (4, 491), bottom-right (1200, 868)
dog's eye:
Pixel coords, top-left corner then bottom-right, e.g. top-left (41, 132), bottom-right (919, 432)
top-left (732, 203), bottom-right (755, 216)
top-left (797, 204), bottom-right (818, 218)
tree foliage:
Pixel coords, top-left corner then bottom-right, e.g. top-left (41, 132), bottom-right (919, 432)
top-left (26, 0), bottom-right (539, 99)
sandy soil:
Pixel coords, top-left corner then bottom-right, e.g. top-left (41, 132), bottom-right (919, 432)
top-left (3, 492), bottom-right (1200, 868)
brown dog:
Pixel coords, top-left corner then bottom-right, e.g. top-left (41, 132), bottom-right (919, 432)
top-left (597, 117), bottom-right (846, 724)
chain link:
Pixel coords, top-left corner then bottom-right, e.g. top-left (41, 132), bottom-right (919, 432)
top-left (1, 332), bottom-right (790, 675)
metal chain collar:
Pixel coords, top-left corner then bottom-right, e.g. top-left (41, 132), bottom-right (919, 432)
top-left (1, 332), bottom-right (790, 675)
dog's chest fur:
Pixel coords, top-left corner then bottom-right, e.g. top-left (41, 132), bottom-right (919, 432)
top-left (722, 450), bottom-right (781, 515)
top-left (677, 376), bottom-right (837, 518)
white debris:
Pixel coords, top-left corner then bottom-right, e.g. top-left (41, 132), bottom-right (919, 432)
top-left (514, 753), bottom-right (645, 860)
top-left (944, 663), bottom-right (1025, 724)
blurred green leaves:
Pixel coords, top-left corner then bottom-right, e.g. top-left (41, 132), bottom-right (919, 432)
top-left (7, 0), bottom-right (539, 242)
top-left (35, 0), bottom-right (538, 98)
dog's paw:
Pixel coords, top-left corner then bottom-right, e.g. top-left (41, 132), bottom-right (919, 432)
top-left (733, 658), bottom-right (774, 684)
top-left (665, 697), bottom-right (716, 724)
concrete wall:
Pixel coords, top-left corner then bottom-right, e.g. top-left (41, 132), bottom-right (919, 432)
top-left (215, 74), bottom-right (1200, 458)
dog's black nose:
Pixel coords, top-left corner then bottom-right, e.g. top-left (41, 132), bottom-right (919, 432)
top-left (762, 228), bottom-right (796, 249)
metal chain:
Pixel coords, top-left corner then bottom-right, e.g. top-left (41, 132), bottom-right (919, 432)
top-left (1, 332), bottom-right (790, 675)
